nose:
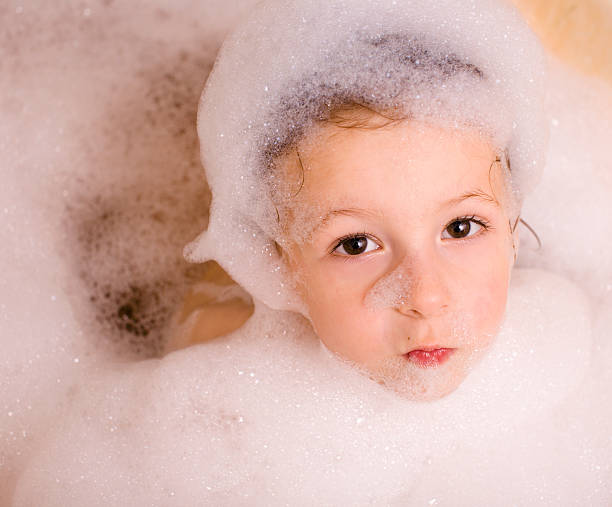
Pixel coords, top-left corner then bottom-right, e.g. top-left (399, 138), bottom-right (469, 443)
top-left (393, 256), bottom-right (450, 319)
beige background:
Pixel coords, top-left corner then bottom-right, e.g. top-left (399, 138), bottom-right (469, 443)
top-left (512, 0), bottom-right (612, 84)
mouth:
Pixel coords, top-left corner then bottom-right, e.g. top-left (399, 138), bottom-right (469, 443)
top-left (404, 347), bottom-right (455, 368)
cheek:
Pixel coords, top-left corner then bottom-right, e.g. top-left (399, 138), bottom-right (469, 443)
top-left (478, 273), bottom-right (509, 332)
top-left (464, 253), bottom-right (510, 337)
top-left (449, 240), bottom-right (511, 340)
top-left (293, 259), bottom-right (349, 327)
top-left (293, 252), bottom-right (372, 320)
top-left (296, 263), bottom-right (388, 361)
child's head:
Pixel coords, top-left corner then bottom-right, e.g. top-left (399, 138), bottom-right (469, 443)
top-left (271, 104), bottom-right (517, 399)
top-left (187, 0), bottom-right (548, 399)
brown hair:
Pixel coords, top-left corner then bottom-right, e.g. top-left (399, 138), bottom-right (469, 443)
top-left (325, 102), bottom-right (406, 130)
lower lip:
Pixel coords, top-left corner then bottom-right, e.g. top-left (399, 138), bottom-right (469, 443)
top-left (405, 348), bottom-right (455, 368)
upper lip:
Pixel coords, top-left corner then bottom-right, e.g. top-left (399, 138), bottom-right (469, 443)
top-left (404, 346), bottom-right (453, 354)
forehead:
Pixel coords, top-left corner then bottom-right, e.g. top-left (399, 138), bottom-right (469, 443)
top-left (285, 121), bottom-right (499, 217)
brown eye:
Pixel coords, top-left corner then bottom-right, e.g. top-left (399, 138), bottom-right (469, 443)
top-left (442, 219), bottom-right (483, 239)
top-left (334, 235), bottom-right (379, 256)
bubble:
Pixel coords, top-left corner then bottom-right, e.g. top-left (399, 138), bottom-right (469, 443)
top-left (364, 267), bottom-right (415, 310)
top-left (189, 0), bottom-right (549, 310)
top-left (1, 0), bottom-right (611, 504)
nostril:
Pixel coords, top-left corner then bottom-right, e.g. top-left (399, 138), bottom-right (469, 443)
top-left (394, 303), bottom-right (422, 318)
top-left (394, 293), bottom-right (449, 319)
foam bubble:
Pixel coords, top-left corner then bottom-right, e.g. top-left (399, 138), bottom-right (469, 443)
top-left (9, 270), bottom-right (600, 505)
top-left (519, 61), bottom-right (612, 300)
top-left (189, 0), bottom-right (549, 310)
top-left (1, 0), bottom-right (611, 504)
top-left (0, 0), bottom-right (258, 500)
top-left (364, 266), bottom-right (415, 309)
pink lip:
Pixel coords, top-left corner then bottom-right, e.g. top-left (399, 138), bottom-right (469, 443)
top-left (405, 347), bottom-right (455, 368)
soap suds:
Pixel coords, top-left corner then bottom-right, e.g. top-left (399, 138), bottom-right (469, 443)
top-left (0, 0), bottom-right (610, 504)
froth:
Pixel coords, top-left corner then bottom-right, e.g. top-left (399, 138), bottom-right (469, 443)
top-left (10, 269), bottom-right (603, 505)
top-left (0, 0), bottom-right (257, 501)
top-left (190, 0), bottom-right (548, 310)
top-left (2, 0), bottom-right (611, 504)
top-left (519, 61), bottom-right (612, 301)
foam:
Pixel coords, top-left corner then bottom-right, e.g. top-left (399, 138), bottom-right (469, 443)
top-left (9, 269), bottom-right (600, 505)
top-left (1, 0), bottom-right (611, 504)
top-left (187, 0), bottom-right (548, 311)
top-left (0, 0), bottom-right (258, 500)
top-left (519, 61), bottom-right (612, 301)
top-left (364, 268), bottom-right (416, 309)
top-left (1, 0), bottom-right (260, 358)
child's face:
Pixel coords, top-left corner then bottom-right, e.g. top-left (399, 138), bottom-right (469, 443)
top-left (278, 120), bottom-right (517, 400)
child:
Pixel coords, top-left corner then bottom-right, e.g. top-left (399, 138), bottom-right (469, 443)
top-left (10, 1), bottom-right (606, 504)
top-left (172, 0), bottom-right (550, 401)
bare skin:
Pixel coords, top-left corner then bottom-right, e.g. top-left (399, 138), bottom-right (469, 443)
top-left (164, 262), bottom-right (253, 353)
top-left (277, 120), bottom-right (518, 400)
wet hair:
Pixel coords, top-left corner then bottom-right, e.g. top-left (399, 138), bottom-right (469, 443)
top-left (259, 34), bottom-right (486, 173)
top-left (267, 99), bottom-right (511, 204)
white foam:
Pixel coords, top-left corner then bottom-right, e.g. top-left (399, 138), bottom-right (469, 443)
top-left (1, 0), bottom-right (611, 504)
top-left (519, 61), bottom-right (612, 301)
top-left (188, 0), bottom-right (548, 311)
top-left (10, 269), bottom-right (600, 505)
top-left (0, 0), bottom-right (258, 500)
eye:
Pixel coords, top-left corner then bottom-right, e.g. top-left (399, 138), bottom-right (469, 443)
top-left (333, 235), bottom-right (380, 256)
top-left (441, 218), bottom-right (485, 239)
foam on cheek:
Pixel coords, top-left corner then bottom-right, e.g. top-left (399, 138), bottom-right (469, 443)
top-left (364, 268), bottom-right (414, 310)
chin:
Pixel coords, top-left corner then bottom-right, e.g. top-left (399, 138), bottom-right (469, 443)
top-left (368, 354), bottom-right (475, 402)
top-left (389, 377), bottom-right (463, 401)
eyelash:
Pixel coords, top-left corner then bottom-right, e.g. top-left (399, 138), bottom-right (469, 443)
top-left (329, 216), bottom-right (491, 256)
top-left (330, 231), bottom-right (379, 255)
top-left (446, 215), bottom-right (492, 236)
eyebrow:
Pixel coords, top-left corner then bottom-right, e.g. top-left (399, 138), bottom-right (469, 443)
top-left (310, 207), bottom-right (382, 234)
top-left (442, 188), bottom-right (500, 210)
top-left (308, 189), bottom-right (499, 235)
